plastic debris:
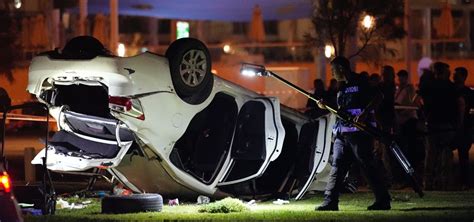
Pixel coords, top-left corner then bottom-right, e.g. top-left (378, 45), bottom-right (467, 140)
top-left (97, 191), bottom-right (106, 198)
top-left (55, 198), bottom-right (91, 209)
top-left (18, 203), bottom-right (35, 208)
top-left (197, 195), bottom-right (210, 205)
top-left (272, 199), bottom-right (290, 205)
top-left (392, 194), bottom-right (411, 202)
top-left (56, 198), bottom-right (69, 209)
top-left (168, 198), bottom-right (180, 206)
top-left (113, 184), bottom-right (132, 196)
top-left (22, 208), bottom-right (43, 216)
top-left (246, 199), bottom-right (257, 206)
top-left (82, 200), bottom-right (92, 204)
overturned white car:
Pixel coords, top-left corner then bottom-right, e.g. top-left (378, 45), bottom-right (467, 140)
top-left (28, 36), bottom-right (334, 199)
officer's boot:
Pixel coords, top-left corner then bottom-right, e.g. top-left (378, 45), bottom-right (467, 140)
top-left (316, 191), bottom-right (339, 211)
top-left (316, 201), bottom-right (339, 211)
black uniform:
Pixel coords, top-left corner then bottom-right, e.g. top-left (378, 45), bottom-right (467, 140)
top-left (324, 75), bottom-right (390, 205)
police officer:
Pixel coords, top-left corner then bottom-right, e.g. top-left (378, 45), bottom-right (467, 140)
top-left (316, 56), bottom-right (391, 211)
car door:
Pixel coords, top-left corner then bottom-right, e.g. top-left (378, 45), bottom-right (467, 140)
top-left (218, 97), bottom-right (285, 185)
top-left (293, 114), bottom-right (334, 200)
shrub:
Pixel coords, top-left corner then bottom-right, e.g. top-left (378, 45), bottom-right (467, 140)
top-left (198, 197), bottom-right (249, 213)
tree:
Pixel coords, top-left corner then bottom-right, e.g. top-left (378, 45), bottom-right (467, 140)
top-left (306, 0), bottom-right (406, 63)
top-left (0, 1), bottom-right (18, 82)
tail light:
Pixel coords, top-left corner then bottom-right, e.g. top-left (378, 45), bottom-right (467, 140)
top-left (109, 96), bottom-right (145, 120)
top-left (1, 172), bottom-right (12, 193)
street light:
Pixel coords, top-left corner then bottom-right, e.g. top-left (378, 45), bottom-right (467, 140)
top-left (324, 44), bottom-right (335, 58)
top-left (117, 43), bottom-right (126, 57)
top-left (362, 15), bottom-right (375, 29)
top-left (14, 0), bottom-right (21, 9)
top-left (223, 44), bottom-right (231, 54)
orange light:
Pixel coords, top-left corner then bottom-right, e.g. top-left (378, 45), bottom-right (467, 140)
top-left (1, 172), bottom-right (12, 193)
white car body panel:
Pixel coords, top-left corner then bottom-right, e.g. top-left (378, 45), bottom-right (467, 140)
top-left (218, 97), bottom-right (285, 185)
top-left (28, 46), bottom-right (333, 199)
top-left (294, 114), bottom-right (335, 199)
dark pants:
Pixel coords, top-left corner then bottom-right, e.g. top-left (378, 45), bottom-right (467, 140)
top-left (424, 123), bottom-right (455, 190)
top-left (397, 118), bottom-right (425, 185)
top-left (324, 132), bottom-right (390, 204)
top-left (453, 127), bottom-right (472, 188)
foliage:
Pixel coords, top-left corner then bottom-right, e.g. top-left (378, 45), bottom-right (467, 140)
top-left (198, 197), bottom-right (249, 213)
top-left (306, 0), bottom-right (406, 63)
top-left (0, 9), bottom-right (18, 82)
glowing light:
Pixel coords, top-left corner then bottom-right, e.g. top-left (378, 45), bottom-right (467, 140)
top-left (223, 44), bottom-right (231, 53)
top-left (1, 172), bottom-right (11, 193)
top-left (176, 21), bottom-right (190, 39)
top-left (241, 69), bottom-right (257, 77)
top-left (14, 0), bottom-right (21, 9)
top-left (362, 15), bottom-right (375, 29)
top-left (324, 44), bottom-right (335, 58)
top-left (117, 43), bottom-right (126, 57)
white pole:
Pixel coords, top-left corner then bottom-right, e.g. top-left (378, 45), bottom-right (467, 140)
top-left (110, 0), bottom-right (119, 54)
top-left (51, 9), bottom-right (60, 48)
top-left (79, 0), bottom-right (87, 36)
top-left (149, 17), bottom-right (158, 47)
top-left (404, 0), bottom-right (412, 83)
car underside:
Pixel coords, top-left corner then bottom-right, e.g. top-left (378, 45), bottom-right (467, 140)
top-left (29, 36), bottom-right (333, 200)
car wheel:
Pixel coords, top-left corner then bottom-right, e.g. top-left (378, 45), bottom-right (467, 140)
top-left (166, 38), bottom-right (213, 104)
top-left (61, 36), bottom-right (110, 59)
top-left (101, 193), bottom-right (163, 214)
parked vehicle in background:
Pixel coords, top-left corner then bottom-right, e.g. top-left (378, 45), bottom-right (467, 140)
top-left (28, 36), bottom-right (334, 199)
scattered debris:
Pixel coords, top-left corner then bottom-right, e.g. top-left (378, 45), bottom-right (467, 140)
top-left (272, 199), bottom-right (290, 205)
top-left (168, 198), bottom-right (180, 206)
top-left (392, 194), bottom-right (411, 202)
top-left (197, 195), bottom-right (210, 205)
top-left (246, 199), bottom-right (257, 206)
top-left (113, 184), bottom-right (132, 196)
top-left (22, 208), bottom-right (42, 216)
top-left (18, 203), bottom-right (34, 208)
top-left (56, 198), bottom-right (92, 209)
top-left (82, 200), bottom-right (92, 205)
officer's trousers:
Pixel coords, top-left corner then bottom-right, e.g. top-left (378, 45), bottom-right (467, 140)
top-left (324, 132), bottom-right (391, 204)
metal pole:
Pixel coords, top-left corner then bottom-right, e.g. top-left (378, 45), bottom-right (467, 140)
top-left (267, 71), bottom-right (338, 114)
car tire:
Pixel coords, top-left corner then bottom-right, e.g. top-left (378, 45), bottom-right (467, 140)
top-left (101, 194), bottom-right (163, 214)
top-left (166, 38), bottom-right (213, 104)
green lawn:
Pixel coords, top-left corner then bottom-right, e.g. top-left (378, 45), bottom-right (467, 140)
top-left (25, 191), bottom-right (474, 222)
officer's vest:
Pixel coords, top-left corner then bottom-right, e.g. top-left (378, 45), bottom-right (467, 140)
top-left (333, 77), bottom-right (377, 134)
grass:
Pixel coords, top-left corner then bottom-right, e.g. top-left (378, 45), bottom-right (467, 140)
top-left (24, 191), bottom-right (474, 222)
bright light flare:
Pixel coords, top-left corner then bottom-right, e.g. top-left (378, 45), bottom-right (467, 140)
top-left (14, 0), bottom-right (21, 9)
top-left (241, 69), bottom-right (257, 77)
top-left (362, 15), bottom-right (375, 29)
top-left (324, 44), bottom-right (335, 58)
top-left (1, 172), bottom-right (11, 193)
top-left (240, 63), bottom-right (268, 77)
top-left (117, 43), bottom-right (126, 57)
top-left (223, 44), bottom-right (231, 53)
